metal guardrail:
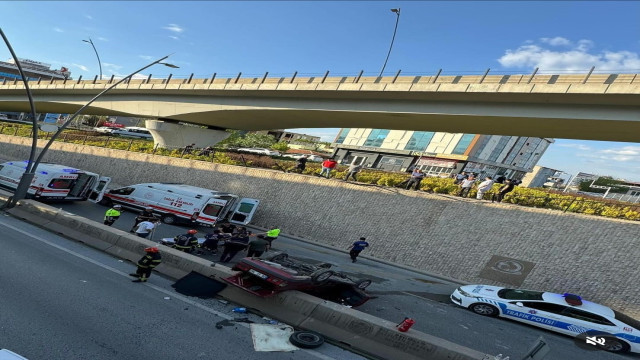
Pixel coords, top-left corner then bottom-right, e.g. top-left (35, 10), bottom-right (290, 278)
top-left (1, 69), bottom-right (639, 88)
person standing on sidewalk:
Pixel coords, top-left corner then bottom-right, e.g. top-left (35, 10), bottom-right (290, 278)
top-left (476, 176), bottom-right (494, 200)
top-left (458, 175), bottom-right (476, 198)
top-left (495, 179), bottom-right (515, 202)
top-left (130, 247), bottom-right (162, 283)
top-left (347, 237), bottom-right (370, 263)
top-left (319, 158), bottom-right (338, 178)
top-left (103, 204), bottom-right (122, 226)
top-left (344, 162), bottom-right (363, 182)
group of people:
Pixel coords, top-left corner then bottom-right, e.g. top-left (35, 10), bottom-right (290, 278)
top-left (453, 172), bottom-right (518, 201)
top-left (170, 224), bottom-right (281, 263)
top-left (288, 155), bottom-right (366, 182)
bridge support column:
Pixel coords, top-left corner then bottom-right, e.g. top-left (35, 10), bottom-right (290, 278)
top-left (145, 120), bottom-right (231, 149)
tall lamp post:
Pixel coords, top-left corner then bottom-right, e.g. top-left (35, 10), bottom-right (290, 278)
top-left (379, 8), bottom-right (401, 77)
top-left (82, 37), bottom-right (102, 80)
top-left (1, 28), bottom-right (178, 208)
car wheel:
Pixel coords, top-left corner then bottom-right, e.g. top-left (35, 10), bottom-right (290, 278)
top-left (469, 303), bottom-right (499, 317)
top-left (602, 337), bottom-right (630, 353)
top-left (161, 214), bottom-right (177, 225)
top-left (289, 331), bottom-right (324, 349)
top-left (267, 253), bottom-right (288, 262)
top-left (355, 279), bottom-right (372, 290)
top-left (310, 269), bottom-right (334, 284)
top-left (98, 197), bottom-right (113, 207)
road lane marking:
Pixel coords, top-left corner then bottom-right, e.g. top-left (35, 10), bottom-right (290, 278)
top-left (0, 219), bottom-right (340, 360)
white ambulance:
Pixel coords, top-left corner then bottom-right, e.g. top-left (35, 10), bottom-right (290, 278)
top-left (100, 183), bottom-right (259, 226)
top-left (0, 161), bottom-right (111, 202)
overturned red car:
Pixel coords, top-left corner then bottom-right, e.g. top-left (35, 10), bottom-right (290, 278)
top-left (223, 253), bottom-right (373, 307)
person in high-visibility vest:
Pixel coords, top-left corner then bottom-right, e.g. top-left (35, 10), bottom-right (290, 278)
top-left (173, 229), bottom-right (199, 253)
top-left (130, 247), bottom-right (162, 282)
top-left (264, 226), bottom-right (280, 245)
top-left (103, 204), bottom-right (122, 226)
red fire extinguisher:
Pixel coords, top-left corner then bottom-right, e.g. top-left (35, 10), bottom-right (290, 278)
top-left (396, 317), bottom-right (415, 332)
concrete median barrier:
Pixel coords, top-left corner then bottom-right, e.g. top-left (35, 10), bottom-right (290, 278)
top-left (7, 199), bottom-right (491, 360)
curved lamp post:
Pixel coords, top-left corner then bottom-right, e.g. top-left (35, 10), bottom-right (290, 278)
top-left (379, 8), bottom-right (401, 77)
top-left (82, 37), bottom-right (103, 80)
top-left (1, 28), bottom-right (178, 208)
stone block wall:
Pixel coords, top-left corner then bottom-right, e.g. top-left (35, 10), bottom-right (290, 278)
top-left (1, 135), bottom-right (638, 317)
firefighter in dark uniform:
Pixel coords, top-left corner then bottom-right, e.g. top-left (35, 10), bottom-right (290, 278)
top-left (130, 247), bottom-right (162, 282)
top-left (129, 207), bottom-right (156, 233)
top-left (174, 229), bottom-right (199, 253)
top-left (103, 204), bottom-right (122, 226)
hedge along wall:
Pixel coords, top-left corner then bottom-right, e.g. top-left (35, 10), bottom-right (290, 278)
top-left (1, 135), bottom-right (639, 317)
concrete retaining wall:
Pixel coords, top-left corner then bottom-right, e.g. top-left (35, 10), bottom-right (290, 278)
top-left (5, 197), bottom-right (489, 360)
top-left (1, 135), bottom-right (639, 318)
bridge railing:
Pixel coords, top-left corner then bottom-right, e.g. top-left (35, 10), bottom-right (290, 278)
top-left (1, 69), bottom-right (639, 89)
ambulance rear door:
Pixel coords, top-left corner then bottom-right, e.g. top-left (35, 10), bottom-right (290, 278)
top-left (88, 176), bottom-right (112, 203)
top-left (228, 198), bottom-right (260, 225)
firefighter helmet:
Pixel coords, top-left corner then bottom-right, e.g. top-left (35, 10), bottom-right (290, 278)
top-left (144, 247), bottom-right (159, 253)
top-left (187, 229), bottom-right (198, 234)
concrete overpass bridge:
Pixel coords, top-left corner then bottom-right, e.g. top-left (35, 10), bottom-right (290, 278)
top-left (0, 72), bottom-right (638, 148)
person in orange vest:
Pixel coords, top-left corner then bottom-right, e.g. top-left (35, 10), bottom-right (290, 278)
top-left (130, 247), bottom-right (162, 282)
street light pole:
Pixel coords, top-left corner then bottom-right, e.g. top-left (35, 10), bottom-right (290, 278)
top-left (379, 8), bottom-right (401, 77)
top-left (0, 27), bottom-right (39, 207)
top-left (1, 38), bottom-right (177, 208)
top-left (83, 38), bottom-right (102, 80)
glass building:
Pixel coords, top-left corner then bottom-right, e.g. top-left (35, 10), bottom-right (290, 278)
top-left (331, 128), bottom-right (554, 180)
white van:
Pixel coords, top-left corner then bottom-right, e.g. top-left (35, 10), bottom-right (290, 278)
top-left (111, 127), bottom-right (153, 139)
top-left (0, 161), bottom-right (111, 202)
top-left (100, 183), bottom-right (259, 226)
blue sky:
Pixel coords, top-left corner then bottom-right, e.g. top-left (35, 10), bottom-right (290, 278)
top-left (1, 1), bottom-right (639, 180)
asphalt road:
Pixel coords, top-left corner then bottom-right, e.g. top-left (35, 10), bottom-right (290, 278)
top-left (51, 200), bottom-right (635, 360)
top-left (0, 214), bottom-right (363, 360)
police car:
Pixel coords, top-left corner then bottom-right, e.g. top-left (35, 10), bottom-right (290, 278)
top-left (451, 285), bottom-right (640, 354)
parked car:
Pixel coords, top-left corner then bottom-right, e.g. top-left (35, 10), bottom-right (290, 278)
top-left (451, 285), bottom-right (640, 353)
top-left (237, 148), bottom-right (281, 156)
top-left (94, 126), bottom-right (115, 134)
top-left (224, 253), bottom-right (373, 307)
top-left (110, 126), bottom-right (153, 139)
top-left (281, 154), bottom-right (324, 162)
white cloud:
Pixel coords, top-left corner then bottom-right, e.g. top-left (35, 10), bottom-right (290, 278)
top-left (169, 35), bottom-right (180, 40)
top-left (163, 24), bottom-right (184, 33)
top-left (103, 63), bottom-right (123, 71)
top-left (109, 72), bottom-right (149, 80)
top-left (558, 143), bottom-right (591, 151)
top-left (53, 27), bottom-right (64, 33)
top-left (540, 37), bottom-right (571, 46)
top-left (97, 37), bottom-right (108, 42)
top-left (498, 38), bottom-right (640, 73)
top-left (578, 146), bottom-right (640, 163)
top-left (85, 14), bottom-right (93, 20)
top-left (138, 55), bottom-right (154, 60)
top-left (72, 63), bottom-right (89, 72)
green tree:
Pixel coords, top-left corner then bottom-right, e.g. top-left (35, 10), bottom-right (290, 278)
top-left (218, 131), bottom-right (276, 149)
top-left (217, 130), bottom-right (244, 148)
top-left (271, 141), bottom-right (290, 152)
top-left (82, 115), bottom-right (105, 127)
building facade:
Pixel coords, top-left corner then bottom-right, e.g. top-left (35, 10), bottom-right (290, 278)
top-left (0, 58), bottom-right (70, 82)
top-left (520, 165), bottom-right (566, 188)
top-left (332, 128), bottom-right (553, 180)
top-left (253, 129), bottom-right (321, 144)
